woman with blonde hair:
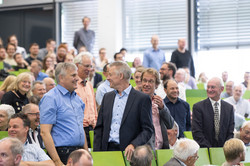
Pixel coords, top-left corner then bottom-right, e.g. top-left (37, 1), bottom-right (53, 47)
top-left (1, 72), bottom-right (32, 113)
top-left (0, 75), bottom-right (16, 100)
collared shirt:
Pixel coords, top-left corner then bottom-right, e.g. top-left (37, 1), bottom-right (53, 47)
top-left (96, 80), bottom-right (114, 105)
top-left (143, 48), bottom-right (165, 71)
top-left (152, 100), bottom-right (163, 149)
top-left (40, 85), bottom-right (85, 147)
top-left (169, 139), bottom-right (179, 149)
top-left (225, 96), bottom-right (250, 118)
top-left (28, 128), bottom-right (40, 147)
top-left (109, 85), bottom-right (132, 143)
top-left (36, 72), bottom-right (48, 81)
top-left (209, 98), bottom-right (221, 117)
top-left (164, 97), bottom-right (191, 138)
top-left (22, 140), bottom-right (50, 162)
top-left (75, 77), bottom-right (97, 128)
top-left (4, 57), bottom-right (17, 66)
top-left (175, 157), bottom-right (186, 166)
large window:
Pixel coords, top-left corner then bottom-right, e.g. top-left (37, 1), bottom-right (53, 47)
top-left (123, 0), bottom-right (188, 53)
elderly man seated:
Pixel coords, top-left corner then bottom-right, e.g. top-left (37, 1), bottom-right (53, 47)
top-left (222, 138), bottom-right (246, 166)
top-left (235, 121), bottom-right (250, 146)
top-left (167, 122), bottom-right (179, 149)
top-left (0, 104), bottom-right (15, 131)
top-left (66, 149), bottom-right (93, 166)
top-left (164, 138), bottom-right (200, 166)
top-left (130, 145), bottom-right (153, 166)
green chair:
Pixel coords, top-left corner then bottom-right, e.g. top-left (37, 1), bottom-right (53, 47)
top-left (196, 148), bottom-right (210, 166)
top-left (243, 90), bottom-right (250, 99)
top-left (123, 151), bottom-right (157, 166)
top-left (89, 130), bottom-right (94, 150)
top-left (244, 163), bottom-right (250, 166)
top-left (156, 149), bottom-right (173, 166)
top-left (186, 97), bottom-right (206, 111)
top-left (183, 131), bottom-right (193, 140)
top-left (197, 83), bottom-right (205, 89)
top-left (96, 71), bottom-right (106, 80)
top-left (0, 131), bottom-right (8, 139)
top-left (129, 79), bottom-right (136, 87)
top-left (91, 151), bottom-right (125, 166)
top-left (209, 147), bottom-right (226, 165)
top-left (186, 89), bottom-right (207, 98)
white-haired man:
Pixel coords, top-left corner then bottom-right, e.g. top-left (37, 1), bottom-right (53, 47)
top-left (0, 104), bottom-right (15, 131)
top-left (235, 121), bottom-right (250, 146)
top-left (164, 138), bottom-right (200, 166)
top-left (167, 122), bottom-right (180, 149)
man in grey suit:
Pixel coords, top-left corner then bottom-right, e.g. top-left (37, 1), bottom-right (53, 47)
top-left (73, 16), bottom-right (95, 53)
top-left (164, 138), bottom-right (200, 166)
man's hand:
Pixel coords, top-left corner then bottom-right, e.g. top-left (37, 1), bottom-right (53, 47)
top-left (153, 95), bottom-right (164, 110)
top-left (54, 160), bottom-right (64, 166)
top-left (124, 144), bottom-right (135, 161)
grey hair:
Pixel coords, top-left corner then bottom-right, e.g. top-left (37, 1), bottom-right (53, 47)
top-left (209, 77), bottom-right (224, 87)
top-left (241, 121), bottom-right (250, 129)
top-left (0, 137), bottom-right (24, 156)
top-left (176, 68), bottom-right (187, 80)
top-left (55, 62), bottom-right (78, 84)
top-left (174, 138), bottom-right (200, 161)
top-left (110, 61), bottom-right (132, 82)
top-left (0, 104), bottom-right (15, 119)
top-left (130, 145), bottom-right (153, 166)
top-left (172, 121), bottom-right (179, 138)
top-left (233, 84), bottom-right (246, 94)
top-left (32, 81), bottom-right (45, 91)
top-left (22, 103), bottom-right (38, 114)
top-left (74, 52), bottom-right (92, 64)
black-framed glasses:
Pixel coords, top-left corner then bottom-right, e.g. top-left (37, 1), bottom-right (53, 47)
top-left (27, 113), bottom-right (40, 116)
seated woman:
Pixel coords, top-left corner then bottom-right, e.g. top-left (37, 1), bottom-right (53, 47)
top-left (0, 75), bottom-right (17, 100)
top-left (133, 66), bottom-right (145, 91)
top-left (1, 72), bottom-right (32, 113)
top-left (0, 104), bottom-right (15, 131)
top-left (43, 55), bottom-right (55, 79)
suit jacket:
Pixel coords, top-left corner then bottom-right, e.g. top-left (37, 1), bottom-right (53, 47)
top-left (27, 128), bottom-right (44, 149)
top-left (94, 72), bottom-right (103, 88)
top-left (94, 87), bottom-right (154, 151)
top-left (192, 98), bottom-right (234, 148)
top-left (164, 157), bottom-right (182, 166)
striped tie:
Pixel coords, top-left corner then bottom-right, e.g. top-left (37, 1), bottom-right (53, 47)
top-left (214, 102), bottom-right (220, 141)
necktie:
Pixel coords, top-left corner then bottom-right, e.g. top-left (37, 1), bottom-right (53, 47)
top-left (32, 131), bottom-right (36, 143)
top-left (214, 102), bottom-right (220, 140)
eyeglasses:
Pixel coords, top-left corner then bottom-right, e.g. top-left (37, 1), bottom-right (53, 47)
top-left (142, 79), bottom-right (155, 84)
top-left (79, 63), bottom-right (93, 68)
top-left (27, 113), bottom-right (40, 117)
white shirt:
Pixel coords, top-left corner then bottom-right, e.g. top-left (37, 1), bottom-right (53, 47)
top-left (209, 98), bottom-right (221, 117)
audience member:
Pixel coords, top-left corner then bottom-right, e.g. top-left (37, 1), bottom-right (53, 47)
top-left (38, 39), bottom-right (56, 60)
top-left (120, 48), bottom-right (127, 58)
top-left (114, 52), bottom-right (124, 61)
top-left (28, 95), bottom-right (41, 105)
top-left (167, 122), bottom-right (179, 149)
top-left (141, 68), bottom-right (174, 149)
top-left (225, 84), bottom-right (250, 118)
top-left (192, 77), bottom-right (234, 147)
top-left (184, 67), bottom-right (197, 89)
top-left (94, 61), bottom-right (154, 161)
top-left (43, 77), bottom-right (56, 92)
top-left (0, 104), bottom-right (15, 131)
top-left (142, 35), bottom-right (165, 71)
top-left (4, 43), bottom-right (17, 66)
top-left (0, 75), bottom-right (16, 100)
top-left (96, 48), bottom-right (108, 71)
top-left (40, 63), bottom-right (87, 165)
top-left (0, 45), bottom-right (12, 71)
top-left (1, 72), bottom-right (32, 113)
top-left (221, 81), bottom-right (234, 98)
top-left (222, 71), bottom-right (228, 83)
top-left (175, 68), bottom-right (192, 89)
top-left (0, 137), bottom-right (23, 166)
top-left (164, 138), bottom-right (200, 166)
top-left (78, 46), bottom-right (87, 53)
top-left (66, 149), bottom-right (93, 166)
top-left (56, 44), bottom-right (68, 63)
top-left (131, 57), bottom-right (142, 73)
top-left (31, 81), bottom-right (46, 100)
top-left (8, 113), bottom-right (54, 165)
top-left (74, 52), bottom-right (97, 148)
top-left (64, 53), bottom-right (74, 63)
top-left (95, 63), bottom-right (114, 106)
top-left (242, 72), bottom-right (250, 88)
top-left (0, 37), bottom-right (3, 46)
top-left (88, 61), bottom-right (102, 88)
top-left (25, 43), bottom-right (42, 65)
top-left (73, 16), bottom-right (95, 53)
top-left (170, 38), bottom-right (195, 77)
top-left (130, 145), bottom-right (153, 166)
top-left (7, 34), bottom-right (27, 58)
top-left (235, 121), bottom-right (250, 146)
top-left (198, 72), bottom-right (208, 84)
top-left (13, 53), bottom-right (29, 71)
top-left (222, 138), bottom-right (246, 166)
top-left (163, 79), bottom-right (191, 138)
top-left (133, 66), bottom-right (145, 91)
top-left (43, 55), bottom-right (55, 79)
top-left (30, 60), bottom-right (48, 81)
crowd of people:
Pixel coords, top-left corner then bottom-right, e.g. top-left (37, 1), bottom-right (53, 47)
top-left (0, 16), bottom-right (250, 166)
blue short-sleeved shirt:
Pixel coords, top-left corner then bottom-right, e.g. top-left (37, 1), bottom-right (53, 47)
top-left (36, 72), bottom-right (48, 81)
top-left (39, 85), bottom-right (85, 147)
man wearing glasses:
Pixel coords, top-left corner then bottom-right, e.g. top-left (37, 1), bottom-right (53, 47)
top-left (22, 103), bottom-right (43, 148)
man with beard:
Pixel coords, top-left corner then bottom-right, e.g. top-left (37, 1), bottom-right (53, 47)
top-left (56, 44), bottom-right (68, 63)
top-left (25, 43), bottom-right (42, 65)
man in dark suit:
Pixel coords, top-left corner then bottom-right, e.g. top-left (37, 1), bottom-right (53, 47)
top-left (73, 16), bottom-right (95, 53)
top-left (94, 61), bottom-right (154, 161)
top-left (192, 77), bottom-right (235, 148)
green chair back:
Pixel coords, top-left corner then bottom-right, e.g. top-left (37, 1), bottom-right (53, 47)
top-left (244, 163), bottom-right (250, 166)
top-left (186, 97), bottom-right (206, 111)
top-left (89, 130), bottom-right (94, 150)
top-left (197, 83), bottom-right (205, 89)
top-left (209, 147), bottom-right (225, 165)
top-left (196, 148), bottom-right (210, 166)
top-left (186, 89), bottom-right (207, 98)
top-left (91, 151), bottom-right (125, 166)
top-left (0, 131), bottom-right (8, 139)
top-left (123, 151), bottom-right (157, 166)
top-left (183, 131), bottom-right (193, 140)
top-left (156, 149), bottom-right (173, 166)
top-left (129, 79), bottom-right (136, 87)
top-left (96, 71), bottom-right (106, 80)
top-left (245, 147), bottom-right (250, 163)
top-left (127, 62), bottom-right (133, 68)
top-left (243, 90), bottom-right (250, 99)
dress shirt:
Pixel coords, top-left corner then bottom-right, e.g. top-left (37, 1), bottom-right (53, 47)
top-left (164, 97), bottom-right (191, 138)
top-left (25, 56), bottom-right (43, 65)
top-left (225, 97), bottom-right (250, 118)
top-left (75, 78), bottom-right (97, 128)
top-left (16, 46), bottom-right (27, 58)
top-left (36, 71), bottom-right (48, 81)
top-left (39, 85), bottom-right (85, 147)
top-left (22, 140), bottom-right (50, 162)
top-left (96, 80), bottom-right (114, 105)
top-left (74, 28), bottom-right (95, 53)
top-left (143, 48), bottom-right (165, 71)
top-left (28, 128), bottom-right (39, 146)
top-left (152, 100), bottom-right (163, 149)
top-left (4, 57), bottom-right (17, 66)
top-left (209, 98), bottom-right (221, 117)
top-left (109, 85), bottom-right (132, 143)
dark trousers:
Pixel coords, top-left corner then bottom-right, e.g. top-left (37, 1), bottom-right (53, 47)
top-left (56, 146), bottom-right (82, 164)
top-left (84, 126), bottom-right (93, 148)
top-left (107, 142), bottom-right (121, 151)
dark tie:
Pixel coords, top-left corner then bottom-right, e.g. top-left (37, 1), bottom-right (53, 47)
top-left (214, 102), bottom-right (220, 140)
top-left (32, 131), bottom-right (36, 143)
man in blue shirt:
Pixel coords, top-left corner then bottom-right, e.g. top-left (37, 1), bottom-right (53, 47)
top-left (163, 79), bottom-right (191, 138)
top-left (30, 60), bottom-right (48, 81)
top-left (40, 62), bottom-right (87, 165)
top-left (142, 35), bottom-right (166, 71)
